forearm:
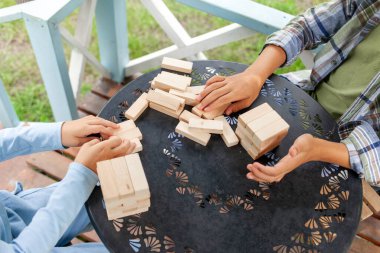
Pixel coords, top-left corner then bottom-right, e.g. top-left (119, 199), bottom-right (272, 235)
top-left (12, 162), bottom-right (98, 253)
top-left (312, 138), bottom-right (350, 169)
top-left (243, 45), bottom-right (286, 86)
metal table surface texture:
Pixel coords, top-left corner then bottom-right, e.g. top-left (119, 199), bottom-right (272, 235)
top-left (86, 60), bottom-right (362, 253)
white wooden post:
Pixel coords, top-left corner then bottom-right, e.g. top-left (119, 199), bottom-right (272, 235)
top-left (25, 17), bottom-right (78, 121)
top-left (0, 79), bottom-right (20, 128)
top-left (68, 0), bottom-right (97, 98)
top-left (95, 0), bottom-right (128, 83)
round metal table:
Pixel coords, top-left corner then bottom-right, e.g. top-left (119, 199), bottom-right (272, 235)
top-left (86, 60), bottom-right (362, 253)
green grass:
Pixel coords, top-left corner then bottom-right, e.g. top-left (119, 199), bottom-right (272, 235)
top-left (0, 0), bottom-right (323, 122)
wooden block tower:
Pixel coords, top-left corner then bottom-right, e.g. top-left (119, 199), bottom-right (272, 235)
top-left (235, 103), bottom-right (289, 159)
top-left (97, 153), bottom-right (150, 220)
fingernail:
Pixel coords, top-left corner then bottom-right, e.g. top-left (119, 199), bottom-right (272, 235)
top-left (196, 95), bottom-right (202, 101)
top-left (247, 173), bottom-right (254, 179)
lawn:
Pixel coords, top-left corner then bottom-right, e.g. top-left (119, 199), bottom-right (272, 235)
top-left (0, 0), bottom-right (324, 122)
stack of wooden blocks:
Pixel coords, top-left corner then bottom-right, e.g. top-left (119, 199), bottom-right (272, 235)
top-left (235, 103), bottom-right (289, 159)
top-left (97, 153), bottom-right (150, 220)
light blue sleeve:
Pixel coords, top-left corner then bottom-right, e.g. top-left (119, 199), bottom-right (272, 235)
top-left (0, 123), bottom-right (65, 162)
top-left (0, 162), bottom-right (99, 253)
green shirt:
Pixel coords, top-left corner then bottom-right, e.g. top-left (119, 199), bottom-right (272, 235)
top-left (312, 24), bottom-right (380, 119)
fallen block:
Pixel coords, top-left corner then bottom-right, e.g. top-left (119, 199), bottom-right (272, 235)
top-left (175, 121), bottom-right (211, 146)
top-left (215, 116), bottom-right (239, 147)
top-left (188, 118), bottom-right (224, 134)
top-left (202, 103), bottom-right (230, 119)
top-left (169, 89), bottom-right (198, 106)
top-left (162, 57), bottom-right (193, 74)
top-left (186, 85), bottom-right (205, 95)
top-left (147, 89), bottom-right (185, 111)
top-left (149, 102), bottom-right (184, 119)
top-left (179, 110), bottom-right (201, 123)
top-left (124, 93), bottom-right (149, 121)
top-left (191, 105), bottom-right (204, 117)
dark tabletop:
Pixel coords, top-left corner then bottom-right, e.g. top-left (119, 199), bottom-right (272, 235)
top-left (86, 60), bottom-right (362, 253)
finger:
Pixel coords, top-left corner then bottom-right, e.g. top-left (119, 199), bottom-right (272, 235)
top-left (97, 136), bottom-right (123, 150)
top-left (246, 172), bottom-right (268, 182)
top-left (199, 86), bottom-right (230, 110)
top-left (250, 166), bottom-right (277, 182)
top-left (205, 75), bottom-right (225, 87)
top-left (110, 139), bottom-right (133, 157)
top-left (88, 117), bottom-right (119, 129)
top-left (203, 93), bottom-right (234, 112)
top-left (125, 140), bottom-right (137, 154)
top-left (77, 137), bottom-right (101, 146)
top-left (84, 125), bottom-right (115, 137)
top-left (225, 99), bottom-right (252, 115)
top-left (83, 138), bottom-right (101, 147)
top-left (289, 145), bottom-right (298, 157)
top-left (196, 81), bottom-right (226, 103)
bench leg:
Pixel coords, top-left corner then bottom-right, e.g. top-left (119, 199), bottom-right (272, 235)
top-left (95, 0), bottom-right (129, 83)
top-left (25, 17), bottom-right (78, 121)
top-left (0, 79), bottom-right (20, 127)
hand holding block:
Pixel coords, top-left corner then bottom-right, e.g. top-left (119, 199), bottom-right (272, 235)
top-left (124, 93), bottom-right (148, 121)
top-left (175, 121), bottom-right (211, 146)
top-left (147, 89), bottom-right (185, 111)
top-left (162, 57), bottom-right (193, 74)
top-left (215, 116), bottom-right (239, 147)
top-left (179, 110), bottom-right (201, 123)
top-left (188, 118), bottom-right (224, 134)
top-left (202, 103), bottom-right (230, 119)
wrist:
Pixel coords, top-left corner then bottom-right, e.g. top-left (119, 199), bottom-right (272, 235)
top-left (242, 71), bottom-right (265, 89)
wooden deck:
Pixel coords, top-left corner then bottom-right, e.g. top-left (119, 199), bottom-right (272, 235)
top-left (1, 77), bottom-right (380, 251)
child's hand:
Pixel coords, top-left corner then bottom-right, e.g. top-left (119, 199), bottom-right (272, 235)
top-left (196, 72), bottom-right (264, 115)
top-left (246, 134), bottom-right (316, 182)
top-left (61, 116), bottom-right (119, 147)
top-left (74, 136), bottom-right (136, 173)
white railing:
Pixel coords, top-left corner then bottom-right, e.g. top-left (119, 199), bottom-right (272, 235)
top-left (0, 0), bottom-right (312, 128)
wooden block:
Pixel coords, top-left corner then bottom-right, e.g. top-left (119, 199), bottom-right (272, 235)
top-left (215, 116), bottom-right (239, 147)
top-left (188, 118), bottom-right (223, 134)
top-left (160, 71), bottom-right (191, 86)
top-left (202, 103), bottom-right (230, 119)
top-left (122, 198), bottom-right (151, 212)
top-left (124, 93), bottom-right (149, 121)
top-left (162, 57), bottom-right (193, 74)
top-left (125, 153), bottom-right (150, 199)
top-left (106, 204), bottom-right (149, 220)
top-left (239, 136), bottom-right (259, 160)
top-left (111, 157), bottom-right (134, 198)
top-left (147, 89), bottom-right (185, 111)
top-left (179, 110), bottom-right (201, 123)
top-left (186, 85), bottom-right (205, 95)
top-left (253, 118), bottom-right (289, 149)
top-left (175, 121), bottom-right (211, 146)
top-left (238, 103), bottom-right (273, 128)
top-left (112, 120), bottom-right (136, 136)
top-left (362, 179), bottom-right (380, 215)
top-left (149, 102), bottom-right (184, 119)
top-left (169, 89), bottom-right (198, 106)
top-left (97, 160), bottom-right (119, 202)
top-left (130, 138), bottom-right (143, 153)
top-left (153, 75), bottom-right (187, 92)
top-left (246, 110), bottom-right (281, 136)
top-left (191, 106), bottom-right (204, 117)
top-left (118, 127), bottom-right (143, 141)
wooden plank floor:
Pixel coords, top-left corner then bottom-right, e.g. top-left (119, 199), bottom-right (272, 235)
top-left (1, 76), bottom-right (379, 251)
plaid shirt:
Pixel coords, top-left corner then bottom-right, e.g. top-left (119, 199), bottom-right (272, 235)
top-left (265, 0), bottom-right (380, 186)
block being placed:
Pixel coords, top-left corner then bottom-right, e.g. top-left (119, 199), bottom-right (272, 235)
top-left (175, 121), bottom-right (211, 146)
top-left (162, 57), bottom-right (193, 74)
top-left (112, 120), bottom-right (136, 136)
top-left (179, 110), bottom-right (201, 123)
top-left (186, 85), bottom-right (205, 95)
top-left (188, 118), bottom-right (224, 134)
top-left (215, 116), bottom-right (239, 147)
top-left (169, 89), bottom-right (198, 106)
top-left (238, 102), bottom-right (272, 128)
top-left (149, 102), bottom-right (184, 119)
top-left (124, 93), bottom-right (148, 121)
top-left (202, 103), bottom-right (230, 119)
top-left (130, 138), bottom-right (143, 153)
top-left (147, 89), bottom-right (185, 111)
top-left (118, 127), bottom-right (143, 141)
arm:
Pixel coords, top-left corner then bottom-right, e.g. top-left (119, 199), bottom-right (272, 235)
top-left (246, 134), bottom-right (351, 183)
top-left (0, 123), bottom-right (64, 162)
top-left (197, 0), bottom-right (358, 113)
top-left (0, 136), bottom-right (136, 253)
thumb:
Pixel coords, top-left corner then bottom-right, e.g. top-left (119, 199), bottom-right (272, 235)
top-left (225, 99), bottom-right (251, 115)
top-left (86, 138), bottom-right (101, 146)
